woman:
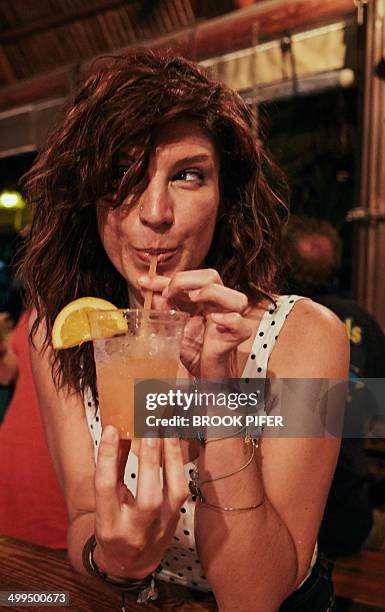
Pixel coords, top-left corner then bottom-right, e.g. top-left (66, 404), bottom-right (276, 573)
top-left (21, 50), bottom-right (349, 611)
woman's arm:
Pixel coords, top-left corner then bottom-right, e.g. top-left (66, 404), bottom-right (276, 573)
top-left (28, 312), bottom-right (99, 573)
top-left (195, 301), bottom-right (350, 611)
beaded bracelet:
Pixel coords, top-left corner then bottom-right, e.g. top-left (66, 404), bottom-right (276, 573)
top-left (82, 534), bottom-right (159, 606)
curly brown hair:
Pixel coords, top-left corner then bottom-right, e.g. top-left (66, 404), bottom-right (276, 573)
top-left (20, 48), bottom-right (288, 396)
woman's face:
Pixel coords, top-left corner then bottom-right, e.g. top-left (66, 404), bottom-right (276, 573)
top-left (96, 120), bottom-right (220, 303)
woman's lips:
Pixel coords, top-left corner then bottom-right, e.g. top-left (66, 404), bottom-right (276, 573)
top-left (134, 248), bottom-right (179, 265)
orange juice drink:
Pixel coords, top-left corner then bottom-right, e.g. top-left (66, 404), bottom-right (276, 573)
top-left (88, 310), bottom-right (187, 439)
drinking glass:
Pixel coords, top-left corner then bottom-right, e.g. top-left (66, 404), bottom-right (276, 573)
top-left (87, 309), bottom-right (187, 439)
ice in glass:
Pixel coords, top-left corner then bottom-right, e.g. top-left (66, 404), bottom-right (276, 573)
top-left (88, 309), bottom-right (187, 439)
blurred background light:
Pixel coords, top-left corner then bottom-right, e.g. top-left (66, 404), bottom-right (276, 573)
top-left (0, 190), bottom-right (25, 210)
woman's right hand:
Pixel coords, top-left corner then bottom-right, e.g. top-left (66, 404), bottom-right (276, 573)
top-left (93, 425), bottom-right (189, 579)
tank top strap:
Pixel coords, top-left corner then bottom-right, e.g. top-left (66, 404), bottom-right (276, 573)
top-left (242, 295), bottom-right (308, 379)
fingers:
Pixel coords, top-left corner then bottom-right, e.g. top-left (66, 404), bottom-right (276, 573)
top-left (162, 271), bottom-right (248, 317)
top-left (201, 313), bottom-right (252, 377)
top-left (162, 438), bottom-right (189, 509)
top-left (138, 270), bottom-right (248, 318)
top-left (189, 284), bottom-right (248, 314)
top-left (117, 439), bottom-right (131, 483)
top-left (136, 438), bottom-right (163, 512)
top-left (137, 275), bottom-right (170, 293)
top-left (163, 269), bottom-right (223, 299)
top-left (209, 312), bottom-right (252, 343)
top-left (138, 275), bottom-right (171, 311)
top-left (95, 426), bottom-right (121, 523)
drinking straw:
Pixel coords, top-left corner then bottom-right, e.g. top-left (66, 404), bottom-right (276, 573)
top-left (143, 254), bottom-right (158, 310)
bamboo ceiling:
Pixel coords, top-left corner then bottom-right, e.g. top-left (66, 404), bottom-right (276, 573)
top-left (0, 0), bottom-right (234, 84)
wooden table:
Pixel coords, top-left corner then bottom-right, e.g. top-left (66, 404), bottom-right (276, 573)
top-left (0, 536), bottom-right (217, 611)
top-left (333, 549), bottom-right (385, 608)
top-left (7, 535), bottom-right (384, 611)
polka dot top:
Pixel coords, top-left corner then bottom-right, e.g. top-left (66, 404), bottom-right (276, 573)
top-left (84, 295), bottom-right (317, 592)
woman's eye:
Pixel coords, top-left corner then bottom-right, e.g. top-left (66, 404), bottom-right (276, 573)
top-left (174, 169), bottom-right (204, 184)
top-left (111, 166), bottom-right (129, 187)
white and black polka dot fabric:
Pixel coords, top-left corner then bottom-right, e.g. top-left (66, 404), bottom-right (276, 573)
top-left (242, 295), bottom-right (304, 380)
top-left (84, 295), bottom-right (316, 592)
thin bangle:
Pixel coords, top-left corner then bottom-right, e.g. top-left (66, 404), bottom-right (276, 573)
top-left (201, 493), bottom-right (265, 512)
top-left (199, 425), bottom-right (248, 447)
top-left (201, 438), bottom-right (257, 485)
top-left (189, 439), bottom-right (258, 502)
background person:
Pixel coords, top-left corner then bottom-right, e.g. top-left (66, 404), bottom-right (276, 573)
top-left (0, 224), bottom-right (31, 422)
top-left (280, 215), bottom-right (385, 557)
top-left (0, 312), bottom-right (15, 422)
top-left (280, 216), bottom-right (385, 381)
top-left (0, 310), bottom-right (68, 547)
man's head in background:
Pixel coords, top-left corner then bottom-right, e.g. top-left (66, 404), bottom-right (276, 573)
top-left (280, 217), bottom-right (343, 297)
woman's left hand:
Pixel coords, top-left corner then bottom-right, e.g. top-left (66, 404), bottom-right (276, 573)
top-left (138, 269), bottom-right (251, 378)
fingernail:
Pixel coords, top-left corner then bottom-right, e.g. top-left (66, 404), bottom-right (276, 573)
top-left (162, 287), bottom-right (169, 297)
top-left (102, 425), bottom-right (118, 443)
top-left (211, 313), bottom-right (224, 320)
top-left (189, 290), bottom-right (200, 301)
top-left (138, 276), bottom-right (147, 284)
top-left (144, 436), bottom-right (157, 447)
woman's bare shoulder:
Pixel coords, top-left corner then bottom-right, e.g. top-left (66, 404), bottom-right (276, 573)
top-left (245, 295), bottom-right (345, 337)
top-left (268, 297), bottom-right (349, 378)
top-left (285, 297), bottom-right (346, 337)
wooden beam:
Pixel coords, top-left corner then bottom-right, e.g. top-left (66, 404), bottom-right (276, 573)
top-left (0, 46), bottom-right (16, 84)
top-left (353, 0), bottom-right (385, 328)
top-left (0, 0), bottom-right (356, 111)
top-left (0, 67), bottom-right (69, 111)
top-left (234, 0), bottom-right (256, 7)
top-left (0, 0), bottom-right (134, 43)
top-left (148, 0), bottom-right (356, 60)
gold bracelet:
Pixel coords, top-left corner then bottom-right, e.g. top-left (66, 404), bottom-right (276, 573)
top-left (201, 493), bottom-right (265, 512)
top-left (199, 425), bottom-right (248, 447)
top-left (189, 438), bottom-right (258, 503)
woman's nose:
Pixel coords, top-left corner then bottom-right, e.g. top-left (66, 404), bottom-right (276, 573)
top-left (139, 181), bottom-right (174, 230)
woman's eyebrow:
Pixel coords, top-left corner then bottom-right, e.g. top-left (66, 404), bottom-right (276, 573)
top-left (173, 154), bottom-right (212, 166)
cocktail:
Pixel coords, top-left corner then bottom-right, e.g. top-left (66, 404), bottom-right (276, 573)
top-left (87, 309), bottom-right (187, 439)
